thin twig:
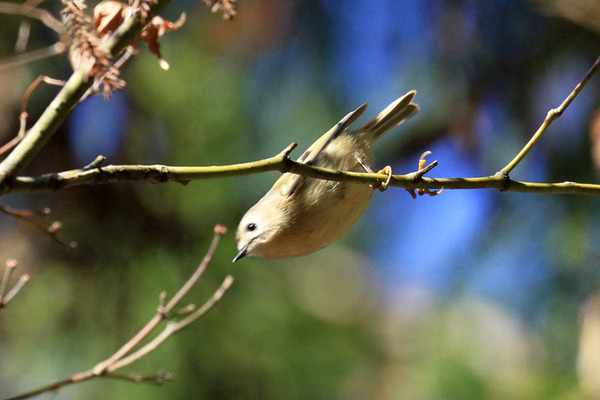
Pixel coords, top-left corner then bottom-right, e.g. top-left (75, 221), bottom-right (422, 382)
top-left (14, 0), bottom-right (51, 52)
top-left (0, 259), bottom-right (17, 299)
top-left (4, 375), bottom-right (89, 400)
top-left (105, 371), bottom-right (175, 383)
top-left (82, 155), bottom-right (106, 170)
top-left (92, 224), bottom-right (228, 375)
top-left (500, 54), bottom-right (600, 174)
top-left (0, 259), bottom-right (30, 309)
top-left (5, 225), bottom-right (233, 400)
top-left (0, 75), bottom-right (64, 156)
top-left (4, 370), bottom-right (173, 400)
top-left (2, 274), bottom-right (31, 305)
top-left (0, 1), bottom-right (64, 32)
top-left (0, 76), bottom-right (68, 157)
top-left (0, 204), bottom-right (76, 248)
top-left (108, 275), bottom-right (233, 371)
top-left (15, 19), bottom-right (31, 52)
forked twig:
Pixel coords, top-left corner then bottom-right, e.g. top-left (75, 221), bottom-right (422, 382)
top-left (0, 1), bottom-right (64, 33)
top-left (0, 204), bottom-right (76, 248)
top-left (14, 0), bottom-right (54, 52)
top-left (500, 54), bottom-right (600, 175)
top-left (0, 76), bottom-right (66, 157)
top-left (0, 42), bottom-right (67, 71)
top-left (0, 259), bottom-right (30, 309)
top-left (4, 225), bottom-right (234, 400)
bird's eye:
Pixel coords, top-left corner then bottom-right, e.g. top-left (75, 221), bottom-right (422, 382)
top-left (247, 223), bottom-right (256, 231)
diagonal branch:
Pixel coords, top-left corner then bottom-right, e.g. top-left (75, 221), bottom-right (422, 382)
top-left (107, 275), bottom-right (234, 372)
top-left (0, 42), bottom-right (67, 71)
top-left (92, 224), bottom-right (228, 375)
top-left (500, 54), bottom-right (600, 175)
top-left (4, 225), bottom-right (233, 400)
top-left (0, 0), bottom-right (176, 186)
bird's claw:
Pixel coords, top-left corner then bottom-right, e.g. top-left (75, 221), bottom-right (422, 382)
top-left (370, 166), bottom-right (393, 192)
top-left (406, 151), bottom-right (443, 199)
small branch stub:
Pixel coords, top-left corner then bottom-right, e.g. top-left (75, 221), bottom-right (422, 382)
top-left (0, 259), bottom-right (31, 309)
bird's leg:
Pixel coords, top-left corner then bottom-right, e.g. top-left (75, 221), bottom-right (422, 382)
top-left (355, 155), bottom-right (393, 192)
top-left (355, 156), bottom-right (372, 173)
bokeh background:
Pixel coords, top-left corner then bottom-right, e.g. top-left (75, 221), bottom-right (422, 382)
top-left (1, 0), bottom-right (600, 399)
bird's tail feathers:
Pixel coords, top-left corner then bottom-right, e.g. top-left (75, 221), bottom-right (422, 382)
top-left (359, 90), bottom-right (419, 141)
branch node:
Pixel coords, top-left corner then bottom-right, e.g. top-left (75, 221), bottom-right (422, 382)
top-left (405, 151), bottom-right (439, 198)
top-left (548, 107), bottom-right (562, 119)
top-left (157, 305), bottom-right (171, 318)
top-left (494, 170), bottom-right (511, 192)
top-left (83, 155), bottom-right (106, 170)
top-left (279, 142), bottom-right (297, 160)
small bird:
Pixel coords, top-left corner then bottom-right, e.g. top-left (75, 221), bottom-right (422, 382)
top-left (234, 90), bottom-right (419, 261)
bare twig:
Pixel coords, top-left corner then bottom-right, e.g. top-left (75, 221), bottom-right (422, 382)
top-left (108, 275), bottom-right (233, 371)
top-left (92, 224), bottom-right (228, 375)
top-left (15, 19), bottom-right (31, 52)
top-left (0, 42), bottom-right (67, 71)
top-left (0, 76), bottom-right (67, 157)
top-left (1, 274), bottom-right (31, 306)
top-left (0, 205), bottom-right (76, 248)
top-left (0, 1), bottom-right (64, 33)
top-left (0, 259), bottom-right (17, 300)
top-left (500, 54), bottom-right (600, 175)
top-left (14, 0), bottom-right (54, 52)
top-left (0, 0), bottom-right (68, 69)
top-left (0, 259), bottom-right (31, 309)
top-left (105, 371), bottom-right (175, 383)
top-left (4, 225), bottom-right (234, 400)
top-left (82, 155), bottom-right (106, 170)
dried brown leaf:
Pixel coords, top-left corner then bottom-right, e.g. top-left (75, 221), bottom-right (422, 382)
top-left (93, 0), bottom-right (185, 70)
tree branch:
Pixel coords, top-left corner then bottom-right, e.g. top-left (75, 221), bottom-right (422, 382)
top-left (3, 143), bottom-right (600, 196)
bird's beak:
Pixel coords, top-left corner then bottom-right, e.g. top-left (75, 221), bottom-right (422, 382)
top-left (232, 246), bottom-right (248, 262)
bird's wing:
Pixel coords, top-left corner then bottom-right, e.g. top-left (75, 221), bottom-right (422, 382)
top-left (281, 103), bottom-right (368, 197)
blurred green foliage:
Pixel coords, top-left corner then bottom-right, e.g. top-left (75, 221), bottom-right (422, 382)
top-left (1, 1), bottom-right (600, 399)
